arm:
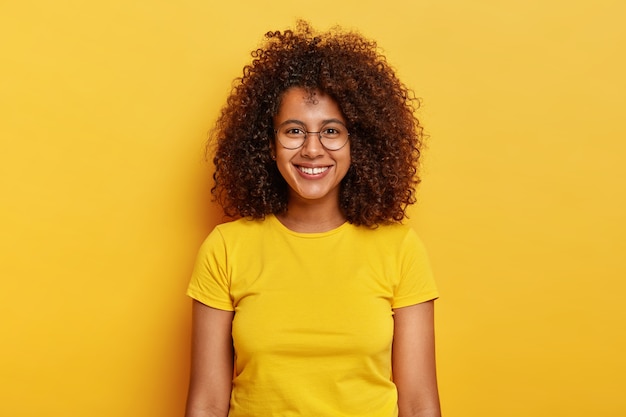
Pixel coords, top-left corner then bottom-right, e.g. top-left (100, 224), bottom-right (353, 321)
top-left (392, 300), bottom-right (441, 417)
top-left (185, 300), bottom-right (235, 417)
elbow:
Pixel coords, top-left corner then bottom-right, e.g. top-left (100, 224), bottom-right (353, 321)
top-left (398, 397), bottom-right (441, 417)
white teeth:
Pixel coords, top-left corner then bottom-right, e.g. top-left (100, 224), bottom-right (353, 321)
top-left (299, 166), bottom-right (329, 175)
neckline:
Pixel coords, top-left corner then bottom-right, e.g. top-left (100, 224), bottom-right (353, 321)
top-left (269, 214), bottom-right (350, 238)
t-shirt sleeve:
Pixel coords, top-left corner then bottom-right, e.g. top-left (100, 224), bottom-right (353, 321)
top-left (186, 227), bottom-right (234, 311)
top-left (392, 228), bottom-right (439, 309)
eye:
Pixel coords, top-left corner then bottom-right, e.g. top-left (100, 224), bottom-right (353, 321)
top-left (321, 127), bottom-right (341, 138)
top-left (283, 127), bottom-right (305, 137)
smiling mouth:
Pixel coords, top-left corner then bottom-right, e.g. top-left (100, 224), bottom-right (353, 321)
top-left (297, 166), bottom-right (329, 175)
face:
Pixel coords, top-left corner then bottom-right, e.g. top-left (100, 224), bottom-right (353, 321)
top-left (273, 87), bottom-right (351, 207)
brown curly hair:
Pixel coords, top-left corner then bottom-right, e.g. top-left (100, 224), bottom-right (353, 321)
top-left (210, 21), bottom-right (424, 227)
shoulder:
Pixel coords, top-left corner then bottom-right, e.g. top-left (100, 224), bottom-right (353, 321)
top-left (198, 216), bottom-right (276, 253)
top-left (345, 223), bottom-right (427, 258)
top-left (193, 217), bottom-right (272, 273)
top-left (351, 222), bottom-right (422, 244)
top-left (211, 216), bottom-right (268, 237)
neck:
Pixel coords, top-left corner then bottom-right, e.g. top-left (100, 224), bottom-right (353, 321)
top-left (277, 199), bottom-right (346, 233)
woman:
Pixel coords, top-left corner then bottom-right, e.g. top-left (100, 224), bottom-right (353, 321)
top-left (185, 21), bottom-right (441, 417)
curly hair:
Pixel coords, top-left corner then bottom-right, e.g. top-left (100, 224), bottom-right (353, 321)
top-left (210, 21), bottom-right (424, 227)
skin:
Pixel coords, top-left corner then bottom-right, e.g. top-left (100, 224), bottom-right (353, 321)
top-left (393, 301), bottom-right (442, 417)
top-left (185, 301), bottom-right (234, 417)
top-left (185, 87), bottom-right (441, 417)
top-left (272, 87), bottom-right (352, 233)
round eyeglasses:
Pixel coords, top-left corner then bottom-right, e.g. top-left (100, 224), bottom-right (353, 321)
top-left (274, 122), bottom-right (350, 151)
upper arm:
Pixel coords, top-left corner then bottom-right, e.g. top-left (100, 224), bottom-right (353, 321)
top-left (392, 300), bottom-right (441, 417)
top-left (185, 300), bottom-right (234, 417)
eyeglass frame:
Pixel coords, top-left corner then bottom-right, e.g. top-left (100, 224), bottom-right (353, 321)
top-left (273, 120), bottom-right (351, 151)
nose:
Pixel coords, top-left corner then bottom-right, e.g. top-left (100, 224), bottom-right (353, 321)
top-left (300, 131), bottom-right (324, 157)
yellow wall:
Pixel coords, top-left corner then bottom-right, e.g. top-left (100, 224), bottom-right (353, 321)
top-left (1, 1), bottom-right (624, 416)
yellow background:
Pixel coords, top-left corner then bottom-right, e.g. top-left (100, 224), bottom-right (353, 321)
top-left (1, 0), bottom-right (624, 416)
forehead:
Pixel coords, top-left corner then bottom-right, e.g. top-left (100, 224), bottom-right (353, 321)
top-left (274, 87), bottom-right (344, 123)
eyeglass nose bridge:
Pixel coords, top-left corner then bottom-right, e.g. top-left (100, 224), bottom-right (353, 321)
top-left (301, 130), bottom-right (324, 142)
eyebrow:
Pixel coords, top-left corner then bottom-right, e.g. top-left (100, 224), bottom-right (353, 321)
top-left (276, 118), bottom-right (347, 128)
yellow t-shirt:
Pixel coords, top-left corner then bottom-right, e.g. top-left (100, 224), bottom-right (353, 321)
top-left (187, 215), bottom-right (438, 417)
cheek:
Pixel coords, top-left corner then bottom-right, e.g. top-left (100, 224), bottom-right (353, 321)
top-left (275, 148), bottom-right (294, 164)
top-left (337, 155), bottom-right (352, 180)
top-left (341, 148), bottom-right (352, 170)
